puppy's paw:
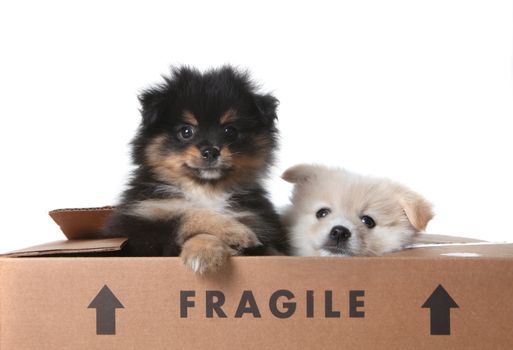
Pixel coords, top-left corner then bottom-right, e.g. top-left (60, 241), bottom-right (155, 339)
top-left (179, 209), bottom-right (261, 251)
top-left (220, 220), bottom-right (261, 250)
top-left (180, 234), bottom-right (235, 274)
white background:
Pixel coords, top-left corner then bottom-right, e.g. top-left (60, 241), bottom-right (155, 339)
top-left (0, 1), bottom-right (512, 253)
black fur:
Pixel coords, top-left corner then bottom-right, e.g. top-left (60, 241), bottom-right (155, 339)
top-left (102, 65), bottom-right (288, 257)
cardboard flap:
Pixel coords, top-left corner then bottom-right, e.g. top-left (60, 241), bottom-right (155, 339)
top-left (1, 238), bottom-right (127, 257)
top-left (49, 207), bottom-right (115, 239)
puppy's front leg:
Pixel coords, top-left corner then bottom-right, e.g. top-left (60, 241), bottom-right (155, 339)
top-left (178, 208), bottom-right (260, 250)
top-left (180, 234), bottom-right (235, 274)
top-left (178, 209), bottom-right (261, 273)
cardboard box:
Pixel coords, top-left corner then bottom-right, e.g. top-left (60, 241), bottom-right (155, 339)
top-left (1, 208), bottom-right (513, 349)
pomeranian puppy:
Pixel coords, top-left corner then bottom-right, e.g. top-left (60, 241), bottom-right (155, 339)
top-left (282, 164), bottom-right (433, 256)
top-left (102, 66), bottom-right (288, 273)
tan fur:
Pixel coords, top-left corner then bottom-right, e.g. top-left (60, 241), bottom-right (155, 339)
top-left (180, 234), bottom-right (235, 274)
top-left (178, 208), bottom-right (260, 247)
top-left (219, 147), bottom-right (233, 162)
top-left (214, 134), bottom-right (271, 188)
top-left (400, 194), bottom-right (434, 231)
top-left (178, 206), bottom-right (261, 274)
top-left (145, 135), bottom-right (185, 184)
top-left (182, 110), bottom-right (198, 125)
top-left (145, 134), bottom-right (270, 195)
top-left (220, 109), bottom-right (237, 124)
top-left (129, 183), bottom-right (260, 274)
top-left (145, 135), bottom-right (223, 195)
top-left (282, 164), bottom-right (434, 256)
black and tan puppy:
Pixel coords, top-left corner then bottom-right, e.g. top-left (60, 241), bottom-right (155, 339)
top-left (102, 66), bottom-right (288, 273)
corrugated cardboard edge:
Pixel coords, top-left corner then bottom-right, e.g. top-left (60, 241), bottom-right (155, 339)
top-left (412, 233), bottom-right (483, 245)
top-left (48, 206), bottom-right (115, 240)
top-left (0, 238), bottom-right (127, 257)
top-left (0, 233), bottom-right (488, 258)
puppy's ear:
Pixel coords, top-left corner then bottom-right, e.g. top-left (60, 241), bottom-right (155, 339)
top-left (138, 88), bottom-right (168, 128)
top-left (253, 93), bottom-right (279, 125)
top-left (400, 192), bottom-right (434, 231)
top-left (282, 164), bottom-right (319, 184)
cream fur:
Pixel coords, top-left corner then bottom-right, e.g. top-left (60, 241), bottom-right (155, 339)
top-left (282, 164), bottom-right (434, 256)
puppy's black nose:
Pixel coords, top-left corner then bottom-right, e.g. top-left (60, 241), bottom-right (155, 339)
top-left (201, 147), bottom-right (220, 162)
top-left (330, 226), bottom-right (351, 242)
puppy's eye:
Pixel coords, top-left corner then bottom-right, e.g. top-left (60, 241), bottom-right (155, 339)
top-left (316, 208), bottom-right (331, 219)
top-left (178, 125), bottom-right (195, 141)
top-left (223, 125), bottom-right (238, 140)
top-left (361, 215), bottom-right (376, 228)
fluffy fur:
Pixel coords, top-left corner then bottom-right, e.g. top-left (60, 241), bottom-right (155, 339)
top-left (282, 164), bottom-right (434, 256)
top-left (102, 66), bottom-right (288, 273)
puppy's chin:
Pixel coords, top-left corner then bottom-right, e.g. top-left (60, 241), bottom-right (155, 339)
top-left (319, 247), bottom-right (353, 257)
top-left (198, 169), bottom-right (223, 180)
top-left (184, 165), bottom-right (226, 181)
top-left (183, 162), bottom-right (236, 182)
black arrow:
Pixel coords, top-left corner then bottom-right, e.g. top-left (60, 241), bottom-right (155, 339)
top-left (88, 285), bottom-right (124, 335)
top-left (421, 284), bottom-right (459, 335)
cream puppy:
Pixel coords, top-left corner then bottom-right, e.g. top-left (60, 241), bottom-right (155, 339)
top-left (282, 164), bottom-right (434, 256)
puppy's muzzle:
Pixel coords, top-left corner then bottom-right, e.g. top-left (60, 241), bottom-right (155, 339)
top-left (329, 225), bottom-right (351, 243)
top-left (200, 146), bottom-right (220, 164)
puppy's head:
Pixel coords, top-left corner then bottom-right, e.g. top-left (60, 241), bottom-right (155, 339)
top-left (282, 164), bottom-right (434, 256)
top-left (132, 66), bottom-right (278, 190)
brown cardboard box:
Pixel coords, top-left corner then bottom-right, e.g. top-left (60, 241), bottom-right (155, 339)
top-left (1, 208), bottom-right (513, 349)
